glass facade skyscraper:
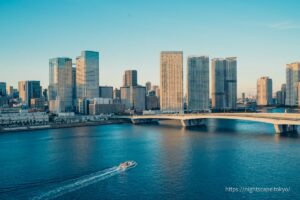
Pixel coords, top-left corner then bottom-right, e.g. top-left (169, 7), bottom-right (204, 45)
top-left (18, 80), bottom-right (41, 107)
top-left (211, 57), bottom-right (237, 110)
top-left (187, 56), bottom-right (209, 112)
top-left (76, 51), bottom-right (99, 99)
top-left (286, 62), bottom-right (300, 106)
top-left (49, 57), bottom-right (73, 113)
top-left (0, 82), bottom-right (6, 97)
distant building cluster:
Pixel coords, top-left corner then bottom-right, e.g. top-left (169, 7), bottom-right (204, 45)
top-left (1, 50), bottom-right (299, 118)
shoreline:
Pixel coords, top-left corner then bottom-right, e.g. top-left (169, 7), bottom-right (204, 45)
top-left (0, 119), bottom-right (130, 134)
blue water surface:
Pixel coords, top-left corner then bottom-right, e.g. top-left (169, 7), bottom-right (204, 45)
top-left (0, 119), bottom-right (299, 200)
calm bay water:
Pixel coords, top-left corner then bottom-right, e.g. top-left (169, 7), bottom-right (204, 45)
top-left (0, 119), bottom-right (300, 199)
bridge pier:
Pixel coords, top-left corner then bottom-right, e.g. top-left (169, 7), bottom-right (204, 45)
top-left (181, 119), bottom-right (206, 127)
top-left (131, 118), bottom-right (159, 125)
top-left (274, 124), bottom-right (298, 134)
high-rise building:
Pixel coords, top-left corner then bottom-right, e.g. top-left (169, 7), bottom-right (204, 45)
top-left (145, 81), bottom-right (151, 93)
top-left (123, 70), bottom-right (138, 87)
top-left (298, 83), bottom-right (300, 107)
top-left (152, 85), bottom-right (160, 97)
top-left (120, 86), bottom-right (146, 113)
top-left (72, 66), bottom-right (76, 100)
top-left (276, 84), bottom-right (286, 106)
top-left (281, 84), bottom-right (286, 105)
top-left (286, 62), bottom-right (300, 106)
top-left (211, 57), bottom-right (237, 110)
top-left (225, 57), bottom-right (237, 109)
top-left (113, 88), bottom-right (120, 99)
top-left (257, 76), bottom-right (273, 106)
top-left (276, 91), bottom-right (284, 106)
top-left (242, 92), bottom-right (246, 103)
top-left (49, 57), bottom-right (73, 113)
top-left (0, 82), bottom-right (6, 97)
top-left (76, 51), bottom-right (99, 99)
top-left (186, 56), bottom-right (209, 112)
top-left (43, 88), bottom-right (48, 101)
top-left (6, 85), bottom-right (13, 97)
top-left (77, 98), bottom-right (91, 114)
top-left (160, 51), bottom-right (183, 113)
top-left (146, 91), bottom-right (160, 110)
top-left (18, 81), bottom-right (41, 107)
top-left (99, 86), bottom-right (113, 98)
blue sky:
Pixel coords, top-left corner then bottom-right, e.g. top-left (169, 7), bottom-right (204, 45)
top-left (1, 0), bottom-right (300, 96)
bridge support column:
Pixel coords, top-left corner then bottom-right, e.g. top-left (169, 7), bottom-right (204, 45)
top-left (131, 118), bottom-right (159, 125)
top-left (274, 124), bottom-right (297, 134)
top-left (181, 119), bottom-right (206, 127)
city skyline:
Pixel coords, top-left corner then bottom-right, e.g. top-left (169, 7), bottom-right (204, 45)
top-left (1, 0), bottom-right (300, 96)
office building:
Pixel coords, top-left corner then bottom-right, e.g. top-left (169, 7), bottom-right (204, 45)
top-left (113, 88), bottom-right (120, 99)
top-left (145, 81), bottom-right (151, 93)
top-left (286, 62), bottom-right (300, 106)
top-left (113, 88), bottom-right (121, 104)
top-left (76, 51), bottom-right (99, 99)
top-left (72, 67), bottom-right (76, 100)
top-left (49, 57), bottom-right (73, 113)
top-left (30, 98), bottom-right (45, 110)
top-left (298, 83), bottom-right (300, 107)
top-left (186, 56), bottom-right (209, 112)
top-left (152, 85), bottom-right (160, 97)
top-left (99, 86), bottom-right (113, 98)
top-left (43, 89), bottom-right (48, 101)
top-left (12, 89), bottom-right (19, 98)
top-left (276, 91), bottom-right (284, 106)
top-left (146, 91), bottom-right (160, 110)
top-left (242, 92), bottom-right (246, 103)
top-left (89, 98), bottom-right (125, 115)
top-left (120, 86), bottom-right (146, 113)
top-left (18, 81), bottom-right (41, 107)
top-left (160, 51), bottom-right (183, 113)
top-left (281, 84), bottom-right (286, 105)
top-left (123, 70), bottom-right (138, 87)
top-left (0, 82), bottom-right (6, 97)
top-left (257, 76), bottom-right (273, 106)
top-left (77, 98), bottom-right (91, 115)
top-left (211, 57), bottom-right (237, 110)
top-left (6, 85), bottom-right (13, 97)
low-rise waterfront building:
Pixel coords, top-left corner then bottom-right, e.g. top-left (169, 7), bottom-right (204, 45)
top-left (30, 98), bottom-right (45, 110)
top-left (0, 111), bottom-right (49, 127)
top-left (89, 98), bottom-right (125, 115)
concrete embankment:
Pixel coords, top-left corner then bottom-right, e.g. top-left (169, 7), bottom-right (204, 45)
top-left (0, 119), bottom-right (129, 133)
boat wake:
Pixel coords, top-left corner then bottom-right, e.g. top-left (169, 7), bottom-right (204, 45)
top-left (32, 162), bottom-right (137, 200)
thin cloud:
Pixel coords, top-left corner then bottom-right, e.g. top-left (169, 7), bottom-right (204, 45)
top-left (269, 21), bottom-right (300, 30)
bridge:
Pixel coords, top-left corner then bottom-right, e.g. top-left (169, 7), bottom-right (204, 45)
top-left (113, 113), bottom-right (300, 134)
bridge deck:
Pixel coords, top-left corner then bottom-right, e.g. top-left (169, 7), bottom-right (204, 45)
top-left (114, 113), bottom-right (300, 125)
